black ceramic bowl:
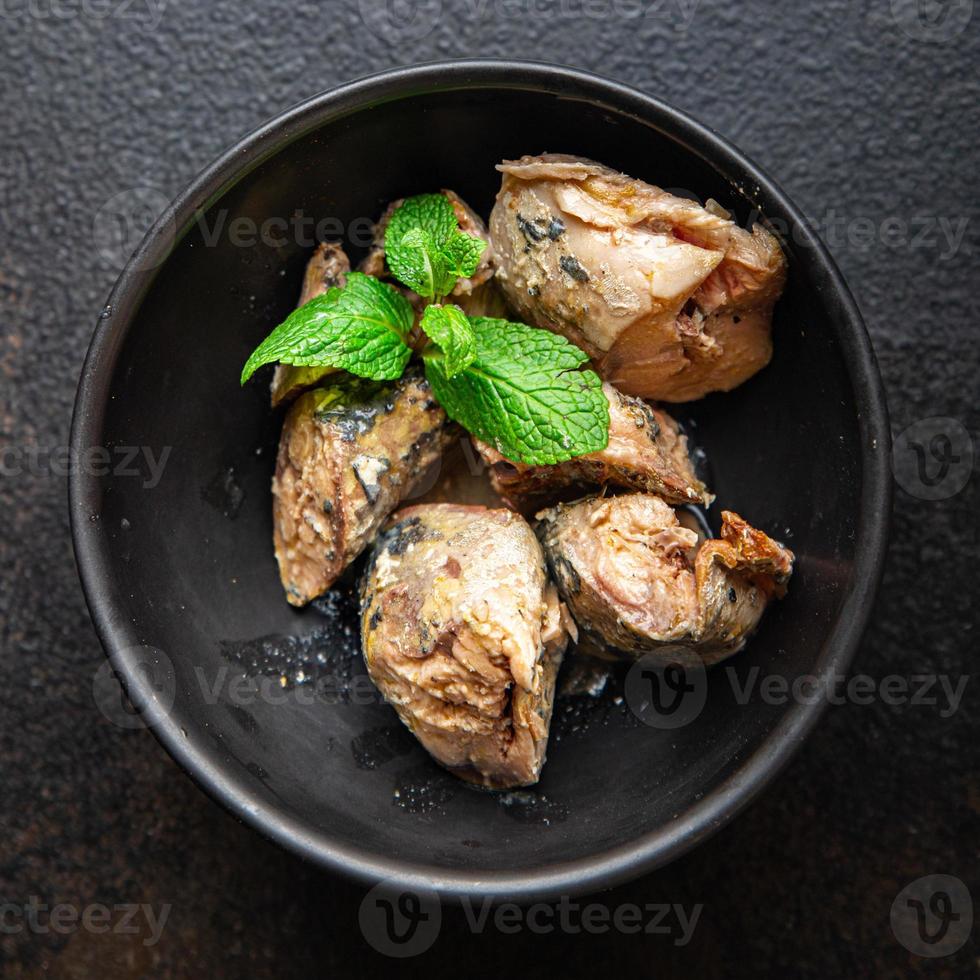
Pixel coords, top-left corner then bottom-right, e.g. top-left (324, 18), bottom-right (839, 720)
top-left (70, 61), bottom-right (890, 901)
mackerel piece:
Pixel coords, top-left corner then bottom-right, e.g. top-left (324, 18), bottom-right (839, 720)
top-left (538, 494), bottom-right (793, 666)
top-left (360, 504), bottom-right (571, 789)
top-left (272, 371), bottom-right (457, 606)
top-left (489, 153), bottom-right (786, 402)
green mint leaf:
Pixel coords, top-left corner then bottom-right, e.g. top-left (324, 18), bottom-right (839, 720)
top-left (387, 227), bottom-right (456, 299)
top-left (241, 272), bottom-right (413, 384)
top-left (419, 304), bottom-right (476, 378)
top-left (385, 193), bottom-right (458, 252)
top-left (384, 193), bottom-right (484, 299)
top-left (423, 317), bottom-right (609, 465)
top-left (442, 231), bottom-right (486, 281)
top-left (240, 287), bottom-right (342, 385)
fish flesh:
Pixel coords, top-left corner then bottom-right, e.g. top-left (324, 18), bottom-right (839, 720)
top-left (537, 494), bottom-right (793, 665)
top-left (360, 503), bottom-right (571, 788)
top-left (489, 154), bottom-right (786, 402)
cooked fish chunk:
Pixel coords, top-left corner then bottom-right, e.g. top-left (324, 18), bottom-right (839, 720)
top-left (489, 153), bottom-right (786, 402)
top-left (474, 382), bottom-right (711, 511)
top-left (538, 494), bottom-right (793, 665)
top-left (298, 240), bottom-right (352, 305)
top-left (360, 503), bottom-right (571, 788)
top-left (272, 372), bottom-right (457, 606)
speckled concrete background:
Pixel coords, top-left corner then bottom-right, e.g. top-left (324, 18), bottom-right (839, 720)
top-left (1, 1), bottom-right (978, 976)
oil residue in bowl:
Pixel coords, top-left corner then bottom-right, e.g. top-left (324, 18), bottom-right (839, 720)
top-left (411, 439), bottom-right (505, 508)
top-left (559, 656), bottom-right (611, 698)
top-left (351, 725), bottom-right (415, 770)
top-left (202, 465), bottom-right (246, 519)
top-left (392, 764), bottom-right (459, 814)
top-left (551, 656), bottom-right (640, 744)
top-left (497, 791), bottom-right (569, 826)
top-left (218, 586), bottom-right (361, 692)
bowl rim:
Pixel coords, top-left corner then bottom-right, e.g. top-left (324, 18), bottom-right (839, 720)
top-left (69, 58), bottom-right (892, 903)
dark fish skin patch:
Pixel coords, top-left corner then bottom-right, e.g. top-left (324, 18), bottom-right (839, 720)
top-left (352, 455), bottom-right (390, 505)
top-left (559, 255), bottom-right (590, 282)
top-left (380, 516), bottom-right (431, 556)
top-left (516, 213), bottom-right (547, 243)
top-left (547, 217), bottom-right (565, 240)
top-left (543, 551), bottom-right (581, 597)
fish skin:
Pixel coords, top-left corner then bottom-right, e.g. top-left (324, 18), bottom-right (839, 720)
top-left (272, 371), bottom-right (457, 606)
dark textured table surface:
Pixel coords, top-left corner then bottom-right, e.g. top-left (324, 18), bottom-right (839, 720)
top-left (2, 1), bottom-right (978, 977)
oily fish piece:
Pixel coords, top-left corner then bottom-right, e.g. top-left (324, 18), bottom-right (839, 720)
top-left (488, 153), bottom-right (786, 402)
top-left (272, 371), bottom-right (457, 606)
top-left (360, 504), bottom-right (572, 789)
top-left (473, 381), bottom-right (712, 512)
top-left (270, 242), bottom-right (351, 406)
top-left (537, 493), bottom-right (793, 666)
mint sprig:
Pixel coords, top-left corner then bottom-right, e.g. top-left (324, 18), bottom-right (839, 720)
top-left (390, 227), bottom-right (458, 299)
top-left (385, 193), bottom-right (485, 300)
top-left (423, 318), bottom-right (608, 465)
top-left (242, 194), bottom-right (610, 464)
top-left (240, 272), bottom-right (413, 385)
